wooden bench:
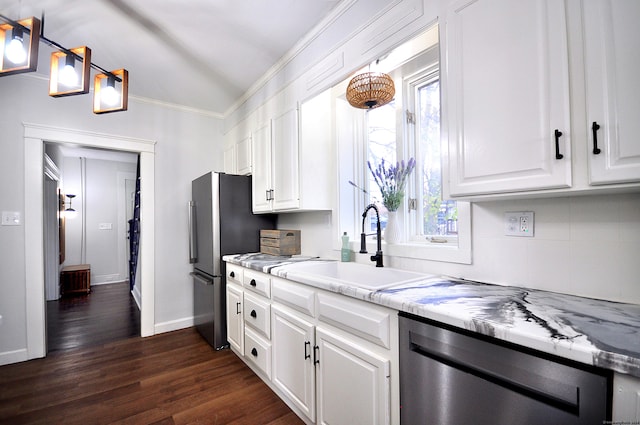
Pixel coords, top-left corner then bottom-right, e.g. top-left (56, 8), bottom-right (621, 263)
top-left (60, 264), bottom-right (91, 296)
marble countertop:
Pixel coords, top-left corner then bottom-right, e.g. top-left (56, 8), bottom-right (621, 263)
top-left (223, 253), bottom-right (640, 378)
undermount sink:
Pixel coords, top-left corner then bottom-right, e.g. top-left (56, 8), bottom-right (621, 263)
top-left (283, 261), bottom-right (430, 290)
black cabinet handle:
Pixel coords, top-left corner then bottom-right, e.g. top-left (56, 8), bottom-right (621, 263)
top-left (250, 279), bottom-right (257, 287)
top-left (250, 309), bottom-right (257, 318)
top-left (304, 341), bottom-right (311, 359)
top-left (592, 121), bottom-right (602, 155)
top-left (236, 302), bottom-right (241, 315)
top-left (230, 271), bottom-right (235, 278)
top-left (251, 347), bottom-right (258, 357)
top-left (313, 345), bottom-right (320, 365)
top-left (554, 129), bottom-right (564, 160)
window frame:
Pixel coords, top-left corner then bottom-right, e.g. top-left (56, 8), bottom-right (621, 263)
top-left (357, 57), bottom-right (472, 264)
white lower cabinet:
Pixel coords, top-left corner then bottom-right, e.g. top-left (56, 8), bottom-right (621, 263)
top-left (272, 304), bottom-right (316, 421)
top-left (315, 326), bottom-right (390, 425)
top-left (225, 264), bottom-right (398, 425)
top-left (613, 372), bottom-right (640, 422)
top-left (226, 282), bottom-right (244, 354)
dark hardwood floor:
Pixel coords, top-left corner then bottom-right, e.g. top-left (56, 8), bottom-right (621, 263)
top-left (0, 281), bottom-right (305, 424)
top-left (1, 327), bottom-right (304, 424)
top-left (46, 281), bottom-right (141, 352)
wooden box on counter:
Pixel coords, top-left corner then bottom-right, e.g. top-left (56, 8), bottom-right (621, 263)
top-left (260, 229), bottom-right (301, 256)
top-left (60, 264), bottom-right (91, 296)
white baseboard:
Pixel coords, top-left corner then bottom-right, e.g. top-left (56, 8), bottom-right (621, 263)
top-left (92, 274), bottom-right (124, 285)
top-left (131, 285), bottom-right (142, 310)
top-left (0, 348), bottom-right (28, 366)
top-left (154, 316), bottom-right (194, 335)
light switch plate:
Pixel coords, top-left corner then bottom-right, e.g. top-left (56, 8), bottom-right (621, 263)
top-left (98, 223), bottom-right (113, 230)
top-left (504, 211), bottom-right (534, 237)
top-left (1, 211), bottom-right (21, 226)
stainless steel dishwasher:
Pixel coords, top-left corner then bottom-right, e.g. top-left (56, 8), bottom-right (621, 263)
top-left (399, 313), bottom-right (612, 425)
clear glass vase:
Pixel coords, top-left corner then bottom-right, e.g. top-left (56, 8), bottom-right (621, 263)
top-left (384, 211), bottom-right (402, 244)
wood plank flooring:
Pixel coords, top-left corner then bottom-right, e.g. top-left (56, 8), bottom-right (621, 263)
top-left (46, 281), bottom-right (140, 352)
top-left (1, 281), bottom-right (304, 424)
top-left (0, 328), bottom-right (304, 424)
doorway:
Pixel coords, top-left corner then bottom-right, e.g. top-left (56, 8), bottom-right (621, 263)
top-left (43, 144), bottom-right (141, 352)
top-left (24, 124), bottom-right (156, 360)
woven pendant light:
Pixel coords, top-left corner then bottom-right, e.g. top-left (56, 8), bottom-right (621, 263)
top-left (346, 72), bottom-right (395, 109)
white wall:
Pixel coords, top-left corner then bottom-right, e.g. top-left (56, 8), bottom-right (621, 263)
top-left (0, 72), bottom-right (223, 363)
top-left (62, 157), bottom-right (137, 284)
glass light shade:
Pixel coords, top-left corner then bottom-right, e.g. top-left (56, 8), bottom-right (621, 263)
top-left (6, 36), bottom-right (26, 64)
top-left (101, 84), bottom-right (120, 106)
top-left (59, 64), bottom-right (78, 87)
top-left (49, 47), bottom-right (91, 97)
top-left (0, 17), bottom-right (40, 76)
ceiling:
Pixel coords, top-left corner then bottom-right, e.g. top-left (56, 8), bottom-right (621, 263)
top-left (1, 0), bottom-right (342, 116)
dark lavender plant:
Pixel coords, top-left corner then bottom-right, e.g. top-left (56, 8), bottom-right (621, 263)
top-left (368, 157), bottom-right (416, 211)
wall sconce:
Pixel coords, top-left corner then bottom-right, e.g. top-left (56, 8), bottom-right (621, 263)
top-left (49, 46), bottom-right (91, 96)
top-left (93, 69), bottom-right (128, 114)
top-left (0, 16), bottom-right (40, 76)
top-left (64, 194), bottom-right (77, 219)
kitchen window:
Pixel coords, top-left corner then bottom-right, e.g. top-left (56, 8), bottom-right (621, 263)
top-left (343, 32), bottom-right (471, 264)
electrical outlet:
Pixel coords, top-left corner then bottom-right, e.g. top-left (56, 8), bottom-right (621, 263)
top-left (504, 211), bottom-right (534, 237)
top-left (1, 211), bottom-right (21, 226)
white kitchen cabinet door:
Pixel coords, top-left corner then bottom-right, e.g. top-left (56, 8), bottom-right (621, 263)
top-left (251, 121), bottom-right (273, 212)
top-left (444, 0), bottom-right (572, 196)
top-left (316, 327), bottom-right (390, 425)
top-left (271, 304), bottom-right (316, 422)
top-left (583, 0), bottom-right (640, 185)
top-left (223, 145), bottom-right (236, 175)
top-left (226, 283), bottom-right (244, 354)
top-left (237, 135), bottom-right (252, 176)
top-left (272, 108), bottom-right (300, 211)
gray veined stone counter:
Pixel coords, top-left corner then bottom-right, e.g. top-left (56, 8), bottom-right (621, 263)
top-left (223, 253), bottom-right (640, 378)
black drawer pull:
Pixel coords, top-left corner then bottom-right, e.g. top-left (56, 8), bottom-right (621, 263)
top-left (554, 129), bottom-right (564, 160)
top-left (250, 279), bottom-right (257, 287)
top-left (236, 302), bottom-right (241, 315)
top-left (250, 310), bottom-right (257, 318)
top-left (592, 121), bottom-right (601, 155)
top-left (251, 347), bottom-right (258, 357)
top-left (314, 345), bottom-right (320, 365)
top-left (230, 271), bottom-right (235, 278)
top-left (304, 341), bottom-right (311, 359)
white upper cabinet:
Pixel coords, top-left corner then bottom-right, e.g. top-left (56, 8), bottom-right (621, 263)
top-left (443, 0), bottom-right (572, 197)
top-left (583, 0), bottom-right (640, 185)
top-left (251, 91), bottom-right (333, 213)
top-left (271, 108), bottom-right (301, 211)
top-left (236, 135), bottom-right (252, 176)
top-left (251, 121), bottom-right (273, 212)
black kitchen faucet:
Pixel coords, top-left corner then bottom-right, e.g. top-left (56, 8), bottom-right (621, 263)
top-left (360, 203), bottom-right (384, 267)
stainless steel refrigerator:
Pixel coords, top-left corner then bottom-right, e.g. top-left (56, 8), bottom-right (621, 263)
top-left (189, 172), bottom-right (276, 349)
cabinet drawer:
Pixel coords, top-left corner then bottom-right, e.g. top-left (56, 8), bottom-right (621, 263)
top-left (245, 327), bottom-right (272, 379)
top-left (272, 277), bottom-right (315, 317)
top-left (244, 291), bottom-right (271, 338)
top-left (226, 263), bottom-right (243, 285)
top-left (243, 269), bottom-right (271, 298)
top-left (317, 291), bottom-right (392, 349)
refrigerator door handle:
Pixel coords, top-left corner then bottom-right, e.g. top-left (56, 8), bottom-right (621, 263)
top-left (190, 272), bottom-right (215, 285)
top-left (188, 201), bottom-right (197, 264)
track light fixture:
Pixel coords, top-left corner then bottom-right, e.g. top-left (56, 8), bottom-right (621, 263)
top-left (0, 13), bottom-right (128, 114)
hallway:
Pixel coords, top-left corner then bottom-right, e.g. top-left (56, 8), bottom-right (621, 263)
top-left (47, 281), bottom-right (140, 352)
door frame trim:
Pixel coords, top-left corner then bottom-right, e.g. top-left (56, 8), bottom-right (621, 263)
top-left (24, 123), bottom-right (156, 359)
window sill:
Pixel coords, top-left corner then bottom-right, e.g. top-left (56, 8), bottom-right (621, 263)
top-left (357, 239), bottom-right (471, 264)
